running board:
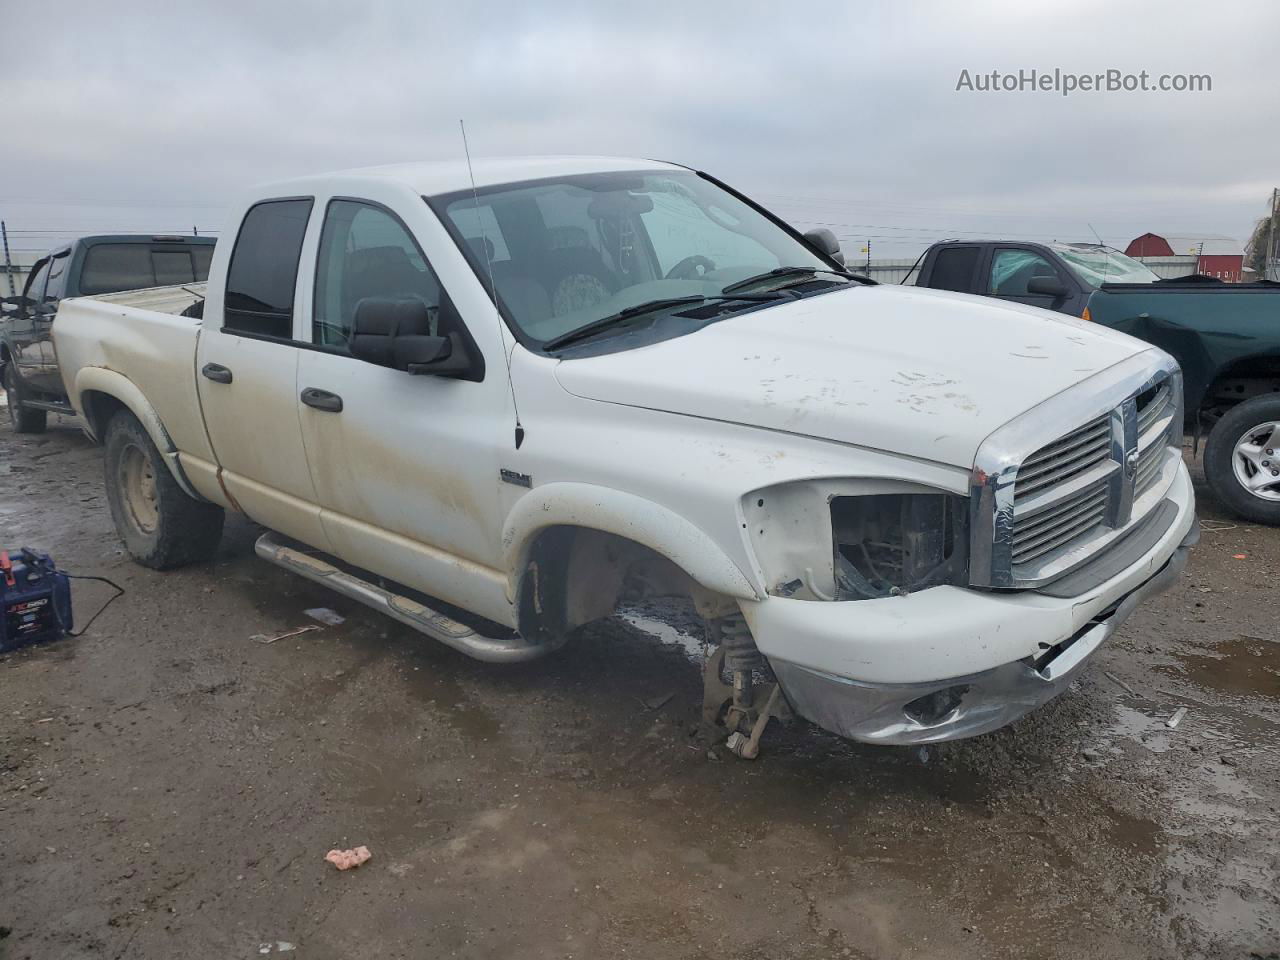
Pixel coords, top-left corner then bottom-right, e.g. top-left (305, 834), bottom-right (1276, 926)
top-left (22, 398), bottom-right (76, 415)
top-left (253, 532), bottom-right (558, 664)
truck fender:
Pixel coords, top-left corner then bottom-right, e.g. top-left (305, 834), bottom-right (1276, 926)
top-left (501, 482), bottom-right (761, 604)
top-left (71, 366), bottom-right (206, 502)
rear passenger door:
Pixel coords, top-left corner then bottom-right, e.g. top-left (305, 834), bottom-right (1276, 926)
top-left (921, 245), bottom-right (982, 293)
top-left (194, 198), bottom-right (331, 550)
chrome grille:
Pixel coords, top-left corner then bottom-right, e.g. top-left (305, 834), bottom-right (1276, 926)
top-left (1135, 382), bottom-right (1175, 496)
top-left (1010, 414), bottom-right (1113, 565)
top-left (969, 352), bottom-right (1183, 589)
top-left (1012, 415), bottom-right (1111, 504)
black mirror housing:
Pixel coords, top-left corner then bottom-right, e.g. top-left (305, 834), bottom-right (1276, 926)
top-left (803, 228), bottom-right (845, 267)
top-left (348, 297), bottom-right (475, 378)
top-left (1026, 276), bottom-right (1070, 298)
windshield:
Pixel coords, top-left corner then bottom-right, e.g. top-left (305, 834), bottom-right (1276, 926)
top-left (1053, 243), bottom-right (1158, 286)
top-left (431, 170), bottom-right (835, 348)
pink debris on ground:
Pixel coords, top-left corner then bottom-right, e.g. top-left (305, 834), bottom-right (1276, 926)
top-left (324, 845), bottom-right (372, 870)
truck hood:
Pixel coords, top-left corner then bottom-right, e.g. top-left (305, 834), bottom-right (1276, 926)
top-left (553, 284), bottom-right (1145, 469)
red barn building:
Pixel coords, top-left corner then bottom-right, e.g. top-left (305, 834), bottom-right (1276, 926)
top-left (1124, 233), bottom-right (1244, 282)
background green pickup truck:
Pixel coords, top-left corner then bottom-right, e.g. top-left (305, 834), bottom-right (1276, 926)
top-left (913, 240), bottom-right (1280, 524)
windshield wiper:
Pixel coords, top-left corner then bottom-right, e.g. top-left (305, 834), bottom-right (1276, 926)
top-left (543, 293), bottom-right (782, 351)
top-left (721, 266), bottom-right (849, 294)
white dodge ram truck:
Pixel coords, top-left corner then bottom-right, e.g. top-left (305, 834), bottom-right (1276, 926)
top-left (53, 157), bottom-right (1197, 752)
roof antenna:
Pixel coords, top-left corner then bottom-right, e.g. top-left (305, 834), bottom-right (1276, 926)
top-left (461, 119), bottom-right (524, 448)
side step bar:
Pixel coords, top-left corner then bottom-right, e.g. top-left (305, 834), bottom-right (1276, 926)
top-left (22, 398), bottom-right (76, 415)
top-left (254, 532), bottom-right (560, 664)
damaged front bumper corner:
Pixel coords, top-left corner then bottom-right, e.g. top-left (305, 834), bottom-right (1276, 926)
top-left (769, 525), bottom-right (1197, 746)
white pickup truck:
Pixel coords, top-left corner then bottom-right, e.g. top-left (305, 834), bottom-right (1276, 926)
top-left (53, 156), bottom-right (1197, 753)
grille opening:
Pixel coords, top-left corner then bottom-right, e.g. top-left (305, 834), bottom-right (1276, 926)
top-left (831, 494), bottom-right (967, 600)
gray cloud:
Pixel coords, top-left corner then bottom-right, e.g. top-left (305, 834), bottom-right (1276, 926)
top-left (2, 0), bottom-right (1276, 258)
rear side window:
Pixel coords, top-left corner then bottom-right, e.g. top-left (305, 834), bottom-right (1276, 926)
top-left (926, 246), bottom-right (980, 293)
top-left (224, 199), bottom-right (313, 338)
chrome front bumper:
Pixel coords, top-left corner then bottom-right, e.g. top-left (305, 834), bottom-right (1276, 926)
top-left (770, 523), bottom-right (1198, 745)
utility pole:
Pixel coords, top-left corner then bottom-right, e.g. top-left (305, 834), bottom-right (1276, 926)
top-left (1, 221), bottom-right (14, 297)
top-left (865, 239), bottom-right (871, 277)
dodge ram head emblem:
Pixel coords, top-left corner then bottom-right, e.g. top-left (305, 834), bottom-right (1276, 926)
top-left (1124, 449), bottom-right (1140, 479)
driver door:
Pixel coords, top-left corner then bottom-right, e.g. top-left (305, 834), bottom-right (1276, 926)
top-left (295, 197), bottom-right (513, 624)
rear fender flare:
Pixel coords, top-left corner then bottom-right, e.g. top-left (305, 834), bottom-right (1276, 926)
top-left (72, 366), bottom-right (206, 502)
top-left (501, 482), bottom-right (760, 603)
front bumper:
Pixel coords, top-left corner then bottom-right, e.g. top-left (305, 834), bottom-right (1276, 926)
top-left (743, 462), bottom-right (1197, 745)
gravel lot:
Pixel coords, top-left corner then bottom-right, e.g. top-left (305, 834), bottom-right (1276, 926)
top-left (1, 410), bottom-right (1277, 959)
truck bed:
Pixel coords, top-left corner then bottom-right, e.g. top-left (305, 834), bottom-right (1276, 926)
top-left (52, 283), bottom-right (215, 461)
top-left (1086, 281), bottom-right (1280, 412)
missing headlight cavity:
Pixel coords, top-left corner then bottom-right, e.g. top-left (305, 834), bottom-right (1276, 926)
top-left (831, 493), bottom-right (968, 600)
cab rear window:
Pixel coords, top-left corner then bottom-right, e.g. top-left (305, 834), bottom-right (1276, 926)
top-left (80, 243), bottom-right (215, 296)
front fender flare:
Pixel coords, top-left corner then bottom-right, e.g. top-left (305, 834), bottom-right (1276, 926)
top-left (501, 482), bottom-right (760, 603)
top-left (72, 366), bottom-right (205, 502)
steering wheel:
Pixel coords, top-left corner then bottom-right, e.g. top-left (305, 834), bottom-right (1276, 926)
top-left (665, 255), bottom-right (717, 281)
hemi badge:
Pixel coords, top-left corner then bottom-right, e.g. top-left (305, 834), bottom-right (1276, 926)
top-left (500, 469), bottom-right (532, 488)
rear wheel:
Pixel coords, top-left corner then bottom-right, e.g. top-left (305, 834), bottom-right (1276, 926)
top-left (3, 363), bottom-right (48, 434)
top-left (103, 411), bottom-right (225, 568)
top-left (1203, 395), bottom-right (1280, 525)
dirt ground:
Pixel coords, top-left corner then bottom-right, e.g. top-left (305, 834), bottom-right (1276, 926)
top-left (1, 410), bottom-right (1277, 960)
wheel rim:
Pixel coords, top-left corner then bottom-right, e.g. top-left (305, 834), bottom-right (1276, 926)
top-left (119, 443), bottom-right (160, 534)
top-left (1230, 420), bottom-right (1280, 502)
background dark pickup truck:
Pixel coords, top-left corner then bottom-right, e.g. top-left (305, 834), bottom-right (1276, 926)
top-left (1, 234), bottom-right (215, 432)
top-left (913, 240), bottom-right (1280, 524)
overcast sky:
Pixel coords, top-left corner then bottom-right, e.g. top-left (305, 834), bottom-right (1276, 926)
top-left (2, 0), bottom-right (1276, 262)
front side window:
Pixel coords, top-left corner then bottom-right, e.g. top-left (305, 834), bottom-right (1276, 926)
top-left (432, 170), bottom-right (838, 349)
top-left (43, 253), bottom-right (70, 301)
top-left (312, 200), bottom-right (445, 347)
top-left (224, 199), bottom-right (313, 338)
top-left (23, 259), bottom-right (50, 302)
top-left (989, 249), bottom-right (1061, 296)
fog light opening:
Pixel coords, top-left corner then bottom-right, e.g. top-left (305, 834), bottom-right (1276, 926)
top-left (903, 684), bottom-right (970, 726)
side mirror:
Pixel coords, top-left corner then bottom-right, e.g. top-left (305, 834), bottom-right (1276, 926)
top-left (348, 297), bottom-right (473, 377)
top-left (1026, 276), bottom-right (1069, 299)
top-left (33, 301), bottom-right (58, 319)
top-left (803, 228), bottom-right (845, 267)
top-left (0, 295), bottom-right (31, 318)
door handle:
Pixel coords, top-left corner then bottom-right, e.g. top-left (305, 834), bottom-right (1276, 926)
top-left (300, 387), bottom-right (343, 413)
top-left (201, 362), bottom-right (233, 384)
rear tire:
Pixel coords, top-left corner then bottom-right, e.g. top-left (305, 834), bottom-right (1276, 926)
top-left (103, 411), bottom-right (225, 568)
top-left (3, 363), bottom-right (48, 434)
top-left (1203, 395), bottom-right (1280, 526)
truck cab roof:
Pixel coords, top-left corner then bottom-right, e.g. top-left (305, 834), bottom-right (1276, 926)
top-left (257, 155), bottom-right (686, 197)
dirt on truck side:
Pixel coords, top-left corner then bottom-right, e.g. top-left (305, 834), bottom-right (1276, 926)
top-left (1, 407), bottom-right (1278, 959)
